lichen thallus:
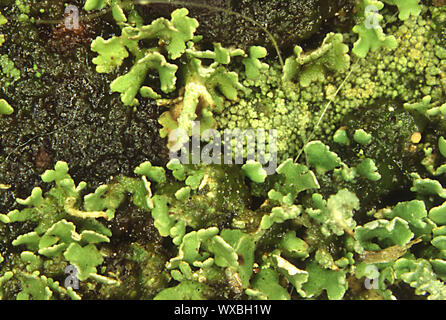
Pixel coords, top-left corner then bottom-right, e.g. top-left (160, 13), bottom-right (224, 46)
top-left (5, 0), bottom-right (354, 168)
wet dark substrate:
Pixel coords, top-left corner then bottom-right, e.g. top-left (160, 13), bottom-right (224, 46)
top-left (0, 4), bottom-right (168, 213)
top-left (0, 0), bottom-right (354, 213)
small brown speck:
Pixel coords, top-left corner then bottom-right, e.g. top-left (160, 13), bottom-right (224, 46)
top-left (35, 147), bottom-right (52, 170)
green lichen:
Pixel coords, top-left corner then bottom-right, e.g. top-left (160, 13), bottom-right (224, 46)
top-left (1, 0), bottom-right (446, 302)
top-left (333, 128), bottom-right (350, 146)
top-left (382, 0), bottom-right (422, 21)
top-left (241, 160), bottom-right (267, 183)
top-left (0, 99), bottom-right (13, 115)
top-left (215, 3), bottom-right (445, 163)
top-left (84, 0), bottom-right (106, 11)
top-left (0, 10), bottom-right (17, 113)
top-left (282, 32), bottom-right (350, 87)
top-left (0, 161), bottom-right (145, 299)
top-left (351, 0), bottom-right (398, 58)
top-left (2, 148), bottom-right (446, 300)
top-left (301, 260), bottom-right (347, 300)
top-left (304, 141), bottom-right (342, 175)
top-left (89, 7), bottom-right (270, 149)
top-left (90, 8), bottom-right (195, 105)
top-left (307, 189), bottom-right (359, 237)
top-left (394, 258), bottom-right (446, 299)
top-left (353, 129), bottom-right (372, 145)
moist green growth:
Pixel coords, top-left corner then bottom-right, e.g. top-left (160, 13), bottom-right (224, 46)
top-left (216, 1), bottom-right (445, 162)
top-left (0, 10), bottom-right (18, 115)
top-left (1, 0), bottom-right (446, 300)
top-left (88, 6), bottom-right (269, 150)
top-left (1, 137), bottom-right (446, 300)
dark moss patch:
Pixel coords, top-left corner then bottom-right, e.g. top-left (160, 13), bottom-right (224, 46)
top-left (138, 0), bottom-right (355, 51)
top-left (0, 3), bottom-right (168, 214)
